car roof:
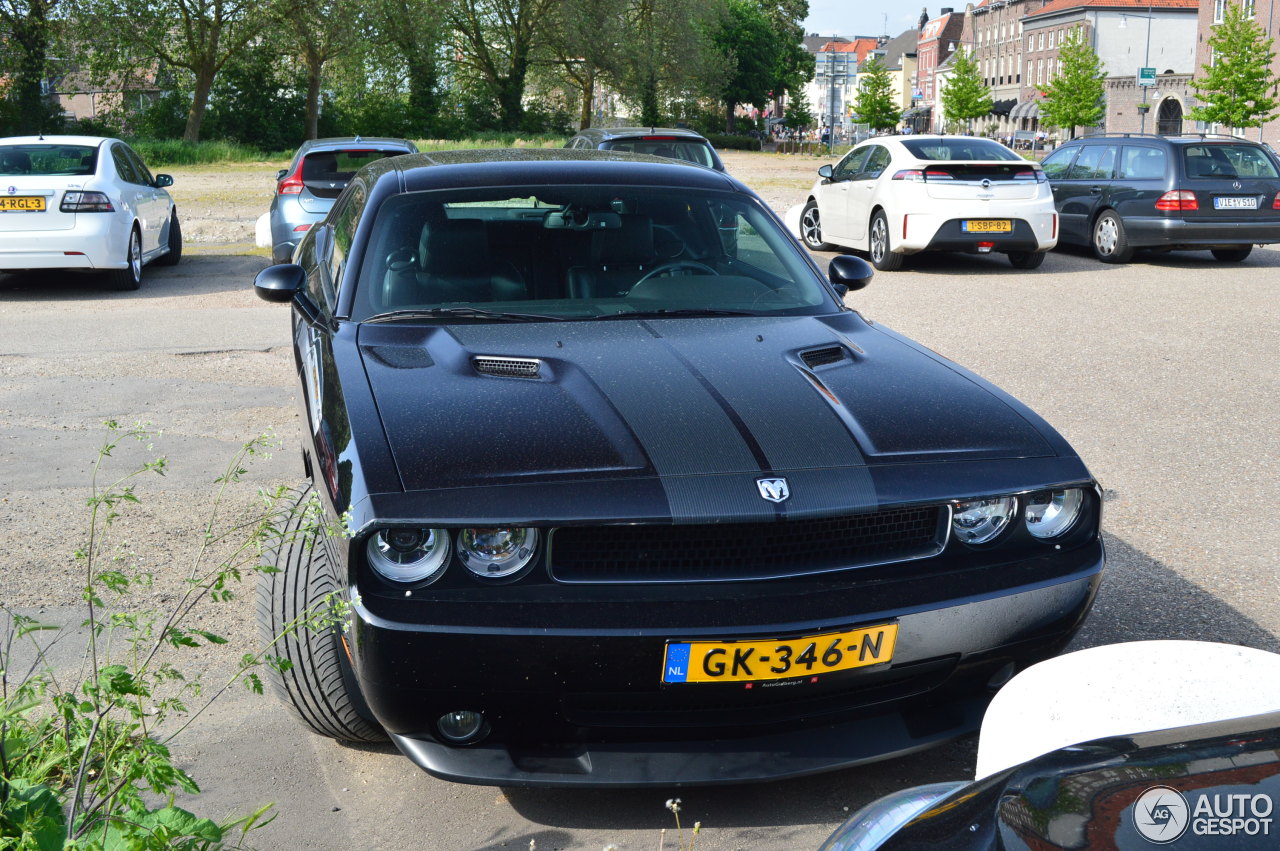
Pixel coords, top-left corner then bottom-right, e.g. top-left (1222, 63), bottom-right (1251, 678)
top-left (576, 127), bottom-right (711, 142)
top-left (364, 148), bottom-right (742, 194)
top-left (1061, 134), bottom-right (1266, 147)
top-left (297, 137), bottom-right (417, 154)
top-left (0, 135), bottom-right (114, 147)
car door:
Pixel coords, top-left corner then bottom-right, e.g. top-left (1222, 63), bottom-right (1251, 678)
top-left (112, 143), bottom-right (166, 254)
top-left (818, 146), bottom-right (871, 242)
top-left (1051, 144), bottom-right (1117, 243)
top-left (845, 145), bottom-right (893, 245)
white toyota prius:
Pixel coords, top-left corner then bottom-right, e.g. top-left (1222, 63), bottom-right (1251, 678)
top-left (792, 135), bottom-right (1057, 271)
top-left (0, 135), bottom-right (181, 289)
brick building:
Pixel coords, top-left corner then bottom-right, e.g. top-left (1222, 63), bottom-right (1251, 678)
top-left (1194, 0), bottom-right (1280, 147)
top-left (1016, 0), bottom-right (1199, 138)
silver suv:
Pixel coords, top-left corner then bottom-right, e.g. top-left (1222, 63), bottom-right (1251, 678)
top-left (267, 137), bottom-right (417, 263)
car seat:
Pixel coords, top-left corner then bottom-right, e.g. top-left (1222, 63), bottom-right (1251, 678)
top-left (382, 219), bottom-right (526, 306)
top-left (567, 215), bottom-right (657, 299)
top-left (0, 151), bottom-right (31, 174)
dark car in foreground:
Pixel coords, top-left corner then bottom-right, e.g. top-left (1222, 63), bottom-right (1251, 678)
top-left (265, 136), bottom-right (417, 263)
top-left (253, 149), bottom-right (1104, 788)
top-left (565, 126), bottom-right (725, 171)
top-left (1041, 133), bottom-right (1280, 263)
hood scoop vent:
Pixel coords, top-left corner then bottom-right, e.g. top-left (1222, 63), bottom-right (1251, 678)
top-left (473, 355), bottom-right (542, 379)
top-left (800, 345), bottom-right (847, 369)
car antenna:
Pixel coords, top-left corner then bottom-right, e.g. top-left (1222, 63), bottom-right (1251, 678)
top-left (355, 135), bottom-right (362, 143)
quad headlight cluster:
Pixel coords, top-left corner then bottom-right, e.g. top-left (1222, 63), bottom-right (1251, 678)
top-left (952, 488), bottom-right (1086, 546)
top-left (366, 526), bottom-right (539, 585)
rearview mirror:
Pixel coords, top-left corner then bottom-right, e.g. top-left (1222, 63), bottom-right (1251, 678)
top-left (254, 263), bottom-right (306, 303)
top-left (153, 174), bottom-right (173, 188)
top-left (818, 164), bottom-right (834, 181)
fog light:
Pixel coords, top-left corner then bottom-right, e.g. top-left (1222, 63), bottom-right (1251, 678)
top-left (437, 710), bottom-right (487, 744)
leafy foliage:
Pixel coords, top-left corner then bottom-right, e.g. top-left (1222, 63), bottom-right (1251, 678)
top-left (941, 48), bottom-right (993, 128)
top-left (1189, 2), bottom-right (1279, 130)
top-left (852, 56), bottom-right (900, 132)
top-left (1, 423), bottom-right (349, 849)
top-left (1039, 26), bottom-right (1105, 139)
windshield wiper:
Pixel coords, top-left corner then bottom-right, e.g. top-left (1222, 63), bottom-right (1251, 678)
top-left (364, 307), bottom-right (567, 324)
top-left (592, 308), bottom-right (761, 320)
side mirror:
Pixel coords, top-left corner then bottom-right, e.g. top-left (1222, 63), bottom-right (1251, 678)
top-left (254, 263), bottom-right (306, 303)
top-left (275, 168), bottom-right (288, 180)
top-left (828, 254), bottom-right (872, 295)
top-left (818, 164), bottom-right (835, 181)
top-left (153, 174), bottom-right (173, 188)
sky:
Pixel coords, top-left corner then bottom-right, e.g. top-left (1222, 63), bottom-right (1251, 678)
top-left (802, 0), bottom-right (927, 39)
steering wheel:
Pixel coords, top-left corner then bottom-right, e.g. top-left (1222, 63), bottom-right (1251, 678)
top-left (634, 260), bottom-right (718, 285)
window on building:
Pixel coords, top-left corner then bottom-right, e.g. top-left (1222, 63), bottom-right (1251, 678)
top-left (1243, 0), bottom-right (1255, 18)
top-left (1028, 35), bottom-right (1034, 50)
top-left (1048, 30), bottom-right (1054, 49)
top-left (1213, 0), bottom-right (1225, 23)
top-left (1028, 60), bottom-right (1034, 81)
top-left (1037, 58), bottom-right (1044, 85)
top-left (1039, 32), bottom-right (1045, 50)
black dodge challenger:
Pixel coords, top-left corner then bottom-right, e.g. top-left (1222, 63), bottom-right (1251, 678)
top-left (253, 149), bottom-right (1104, 788)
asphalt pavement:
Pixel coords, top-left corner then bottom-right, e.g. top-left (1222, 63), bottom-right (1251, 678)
top-left (1, 232), bottom-right (1277, 850)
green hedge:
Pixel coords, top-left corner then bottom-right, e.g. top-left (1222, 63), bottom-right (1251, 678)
top-left (703, 133), bottom-right (763, 152)
top-left (127, 139), bottom-right (292, 167)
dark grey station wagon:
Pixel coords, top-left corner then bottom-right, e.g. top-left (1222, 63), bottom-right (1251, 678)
top-left (1041, 134), bottom-right (1280, 263)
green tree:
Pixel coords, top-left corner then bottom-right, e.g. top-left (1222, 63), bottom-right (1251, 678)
top-left (1039, 25), bottom-right (1104, 139)
top-left (713, 0), bottom-right (780, 131)
top-left (80, 0), bottom-right (273, 142)
top-left (449, 0), bottom-right (560, 131)
top-left (365, 0), bottom-right (451, 135)
top-left (544, 0), bottom-right (625, 129)
top-left (782, 83), bottom-right (812, 130)
top-left (616, 0), bottom-right (726, 127)
top-left (756, 0), bottom-right (814, 115)
top-left (279, 0), bottom-right (360, 140)
top-left (941, 47), bottom-right (992, 129)
top-left (0, 0), bottom-right (61, 134)
top-left (1189, 2), bottom-right (1279, 130)
top-left (852, 55), bottom-right (899, 131)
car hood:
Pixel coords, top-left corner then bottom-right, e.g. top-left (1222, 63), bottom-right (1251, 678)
top-left (356, 315), bottom-right (1055, 495)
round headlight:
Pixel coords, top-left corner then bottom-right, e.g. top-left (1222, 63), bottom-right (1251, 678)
top-left (1025, 488), bottom-right (1084, 539)
top-left (366, 527), bottom-right (450, 584)
top-left (457, 527), bottom-right (538, 580)
top-left (952, 497), bottom-right (1017, 545)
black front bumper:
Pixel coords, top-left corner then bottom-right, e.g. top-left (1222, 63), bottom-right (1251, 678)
top-left (923, 219), bottom-right (1043, 254)
top-left (346, 547), bottom-right (1103, 787)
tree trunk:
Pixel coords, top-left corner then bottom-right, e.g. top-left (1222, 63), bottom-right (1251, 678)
top-left (12, 3), bottom-right (51, 135)
top-left (496, 74), bottom-right (525, 130)
top-left (725, 100), bottom-right (737, 133)
top-left (577, 68), bottom-right (595, 130)
top-left (405, 55), bottom-right (439, 133)
top-left (305, 65), bottom-right (322, 140)
top-left (639, 72), bottom-right (659, 127)
top-left (184, 66), bottom-right (217, 144)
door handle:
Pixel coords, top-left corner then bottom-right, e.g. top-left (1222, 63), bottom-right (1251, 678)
top-left (1090, 186), bottom-right (1103, 194)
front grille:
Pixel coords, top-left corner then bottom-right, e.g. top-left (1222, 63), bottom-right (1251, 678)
top-left (472, 356), bottom-right (541, 378)
top-left (549, 505), bottom-right (947, 583)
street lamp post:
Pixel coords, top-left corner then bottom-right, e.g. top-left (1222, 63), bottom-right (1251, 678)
top-left (1121, 4), bottom-right (1156, 134)
top-left (828, 39), bottom-right (838, 154)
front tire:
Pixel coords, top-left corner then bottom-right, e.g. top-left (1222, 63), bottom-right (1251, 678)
top-left (154, 212), bottom-right (182, 266)
top-left (1008, 250), bottom-right (1046, 269)
top-left (869, 210), bottom-right (905, 271)
top-left (800, 200), bottom-right (835, 251)
top-left (256, 483), bottom-right (386, 743)
top-left (104, 228), bottom-right (143, 290)
top-left (1211, 246), bottom-right (1252, 262)
top-left (1091, 211), bottom-right (1134, 264)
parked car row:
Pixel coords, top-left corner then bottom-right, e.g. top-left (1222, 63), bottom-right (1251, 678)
top-left (792, 132), bottom-right (1280, 270)
top-left (0, 135), bottom-right (181, 289)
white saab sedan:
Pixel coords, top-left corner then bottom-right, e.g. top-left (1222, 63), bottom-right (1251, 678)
top-left (794, 135), bottom-right (1057, 271)
top-left (0, 135), bottom-right (181, 290)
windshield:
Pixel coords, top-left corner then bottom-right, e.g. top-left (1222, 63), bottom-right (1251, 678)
top-left (1182, 144), bottom-right (1279, 179)
top-left (352, 184), bottom-right (831, 321)
top-left (0, 144), bottom-right (98, 176)
top-left (900, 138), bottom-right (1022, 162)
top-left (604, 139), bottom-right (715, 168)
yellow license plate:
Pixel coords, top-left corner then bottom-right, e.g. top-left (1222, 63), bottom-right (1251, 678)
top-left (662, 623), bottom-right (897, 684)
top-left (0, 196), bottom-right (45, 212)
top-left (962, 219), bottom-right (1011, 233)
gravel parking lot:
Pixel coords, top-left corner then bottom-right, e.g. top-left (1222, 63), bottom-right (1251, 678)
top-left (1, 149), bottom-right (1277, 850)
